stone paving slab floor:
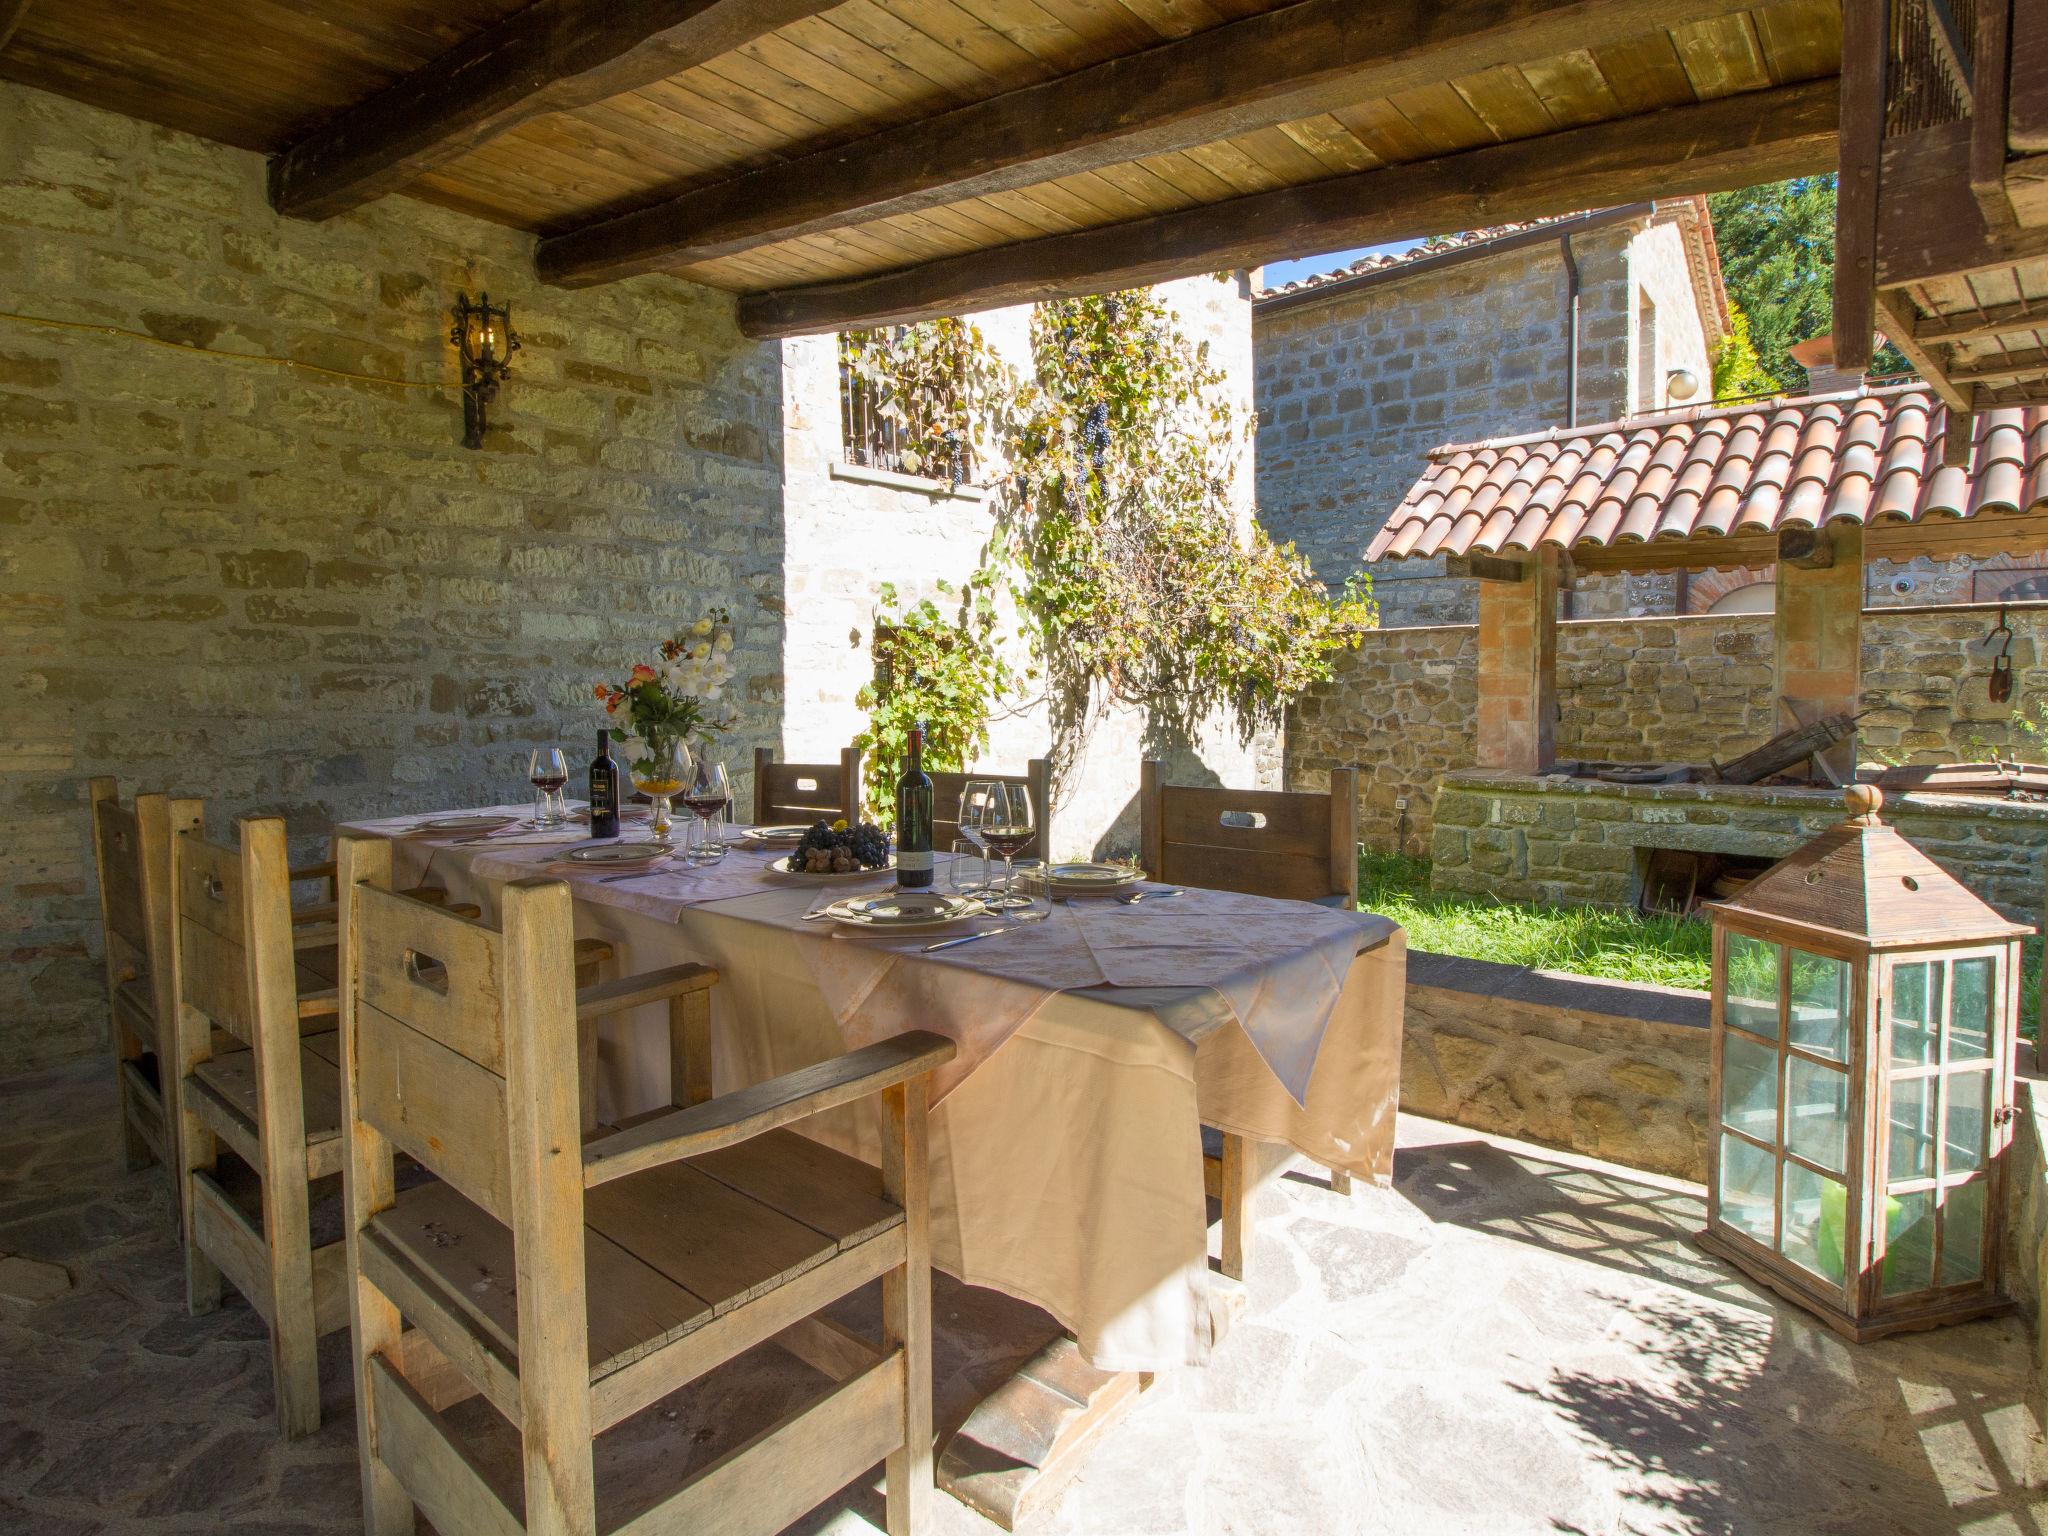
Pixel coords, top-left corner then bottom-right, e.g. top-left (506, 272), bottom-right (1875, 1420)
top-left (3, 1059), bottom-right (2045, 1535)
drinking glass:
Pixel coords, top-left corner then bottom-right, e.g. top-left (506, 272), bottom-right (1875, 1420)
top-left (948, 838), bottom-right (991, 897)
top-left (960, 780), bottom-right (1034, 912)
top-left (683, 756), bottom-right (731, 865)
top-left (1007, 859), bottom-right (1053, 923)
top-left (631, 737), bottom-right (691, 845)
top-left (528, 746), bottom-right (568, 827)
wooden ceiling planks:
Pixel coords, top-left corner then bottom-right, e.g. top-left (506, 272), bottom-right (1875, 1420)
top-left (1, 0), bottom-right (1847, 325)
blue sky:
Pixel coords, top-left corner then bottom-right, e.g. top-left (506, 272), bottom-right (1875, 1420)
top-left (1260, 239), bottom-right (1425, 288)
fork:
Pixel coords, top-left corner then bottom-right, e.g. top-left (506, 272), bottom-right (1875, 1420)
top-left (1117, 887), bottom-right (1185, 905)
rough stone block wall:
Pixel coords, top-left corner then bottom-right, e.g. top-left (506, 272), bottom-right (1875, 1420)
top-left (1402, 954), bottom-right (1710, 1181)
top-left (0, 84), bottom-right (785, 1073)
top-left (1429, 772), bottom-right (2048, 922)
top-left (779, 275), bottom-right (1279, 859)
top-left (1289, 603), bottom-right (2048, 857)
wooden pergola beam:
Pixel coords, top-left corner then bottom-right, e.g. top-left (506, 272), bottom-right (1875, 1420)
top-left (0, 1), bottom-right (33, 54)
top-left (1915, 295), bottom-right (2048, 341)
top-left (269, 0), bottom-right (835, 220)
top-left (537, 0), bottom-right (1769, 287)
top-left (732, 79), bottom-right (1837, 339)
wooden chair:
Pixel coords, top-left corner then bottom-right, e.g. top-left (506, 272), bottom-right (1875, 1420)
top-left (1138, 761), bottom-right (1361, 1280)
top-left (932, 759), bottom-right (1053, 859)
top-left (171, 815), bottom-right (355, 1438)
top-left (334, 832), bottom-right (955, 1536)
top-left (89, 778), bottom-right (202, 1177)
top-left (753, 744), bottom-right (862, 826)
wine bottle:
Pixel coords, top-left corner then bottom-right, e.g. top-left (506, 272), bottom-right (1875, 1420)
top-left (589, 728), bottom-right (621, 839)
top-left (896, 721), bottom-right (934, 890)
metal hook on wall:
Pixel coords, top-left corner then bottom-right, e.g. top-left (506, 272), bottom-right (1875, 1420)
top-left (1984, 605), bottom-right (2015, 704)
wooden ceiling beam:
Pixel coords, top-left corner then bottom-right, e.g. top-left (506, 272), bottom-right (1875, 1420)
top-left (0, 1), bottom-right (33, 55)
top-left (536, 0), bottom-right (1770, 287)
top-left (1948, 344), bottom-right (2048, 387)
top-left (732, 79), bottom-right (1837, 339)
top-left (269, 0), bottom-right (835, 220)
top-left (1915, 295), bottom-right (2048, 341)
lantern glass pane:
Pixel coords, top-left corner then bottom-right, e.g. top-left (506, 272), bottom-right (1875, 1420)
top-left (1950, 957), bottom-right (1995, 1063)
top-left (1780, 1161), bottom-right (1847, 1285)
top-left (1889, 962), bottom-right (1942, 1068)
top-left (1888, 1075), bottom-right (1935, 1182)
top-left (1721, 1033), bottom-right (1778, 1144)
top-left (1787, 949), bottom-right (1850, 1061)
top-left (1718, 1134), bottom-right (1776, 1247)
top-left (1784, 1057), bottom-right (1849, 1173)
top-left (1726, 934), bottom-right (1781, 1039)
top-left (1882, 1189), bottom-right (1936, 1294)
top-left (1944, 1068), bottom-right (1991, 1175)
top-left (1941, 1180), bottom-right (1987, 1286)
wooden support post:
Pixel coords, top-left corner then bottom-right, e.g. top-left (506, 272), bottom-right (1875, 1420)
top-left (669, 988), bottom-right (711, 1108)
top-left (1774, 523), bottom-right (1864, 784)
top-left (1474, 549), bottom-right (1559, 775)
top-left (1834, 0), bottom-right (1885, 372)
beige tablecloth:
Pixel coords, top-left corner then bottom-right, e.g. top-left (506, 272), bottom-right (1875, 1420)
top-left (347, 810), bottom-right (1405, 1370)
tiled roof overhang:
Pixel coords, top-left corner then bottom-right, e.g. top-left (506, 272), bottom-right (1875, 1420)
top-left (1365, 387), bottom-right (2048, 568)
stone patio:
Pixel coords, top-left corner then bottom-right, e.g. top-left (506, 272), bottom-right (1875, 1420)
top-left (2, 1059), bottom-right (2043, 1536)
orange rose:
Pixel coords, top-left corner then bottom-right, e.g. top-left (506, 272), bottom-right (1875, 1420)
top-left (629, 663), bottom-right (657, 685)
top-left (592, 683), bottom-right (607, 699)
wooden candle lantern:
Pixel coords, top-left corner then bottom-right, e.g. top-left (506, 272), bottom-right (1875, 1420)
top-left (1700, 785), bottom-right (2031, 1340)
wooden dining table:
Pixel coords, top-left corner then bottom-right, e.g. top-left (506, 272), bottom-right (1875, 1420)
top-left (344, 806), bottom-right (1405, 1526)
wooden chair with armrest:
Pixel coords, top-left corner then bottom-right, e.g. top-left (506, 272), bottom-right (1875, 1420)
top-left (335, 831), bottom-right (955, 1536)
top-left (1138, 761), bottom-right (1361, 1281)
top-left (89, 779), bottom-right (202, 1180)
top-left (753, 744), bottom-right (863, 826)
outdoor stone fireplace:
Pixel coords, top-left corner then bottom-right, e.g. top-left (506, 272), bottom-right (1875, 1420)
top-left (1433, 769), bottom-right (2048, 919)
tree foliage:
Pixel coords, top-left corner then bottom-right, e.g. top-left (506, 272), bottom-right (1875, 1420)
top-left (1707, 176), bottom-right (1911, 393)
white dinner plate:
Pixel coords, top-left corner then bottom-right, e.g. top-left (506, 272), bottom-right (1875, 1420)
top-left (1041, 861), bottom-right (1144, 893)
top-left (411, 814), bottom-right (517, 835)
top-left (823, 891), bottom-right (980, 931)
top-left (563, 843), bottom-right (672, 868)
top-left (771, 854), bottom-right (896, 880)
top-left (742, 824), bottom-right (813, 845)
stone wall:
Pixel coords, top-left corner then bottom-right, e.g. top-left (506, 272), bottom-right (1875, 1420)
top-left (0, 84), bottom-right (786, 1073)
top-left (1253, 211), bottom-right (1713, 629)
top-left (778, 275), bottom-right (1279, 860)
top-left (1432, 772), bottom-right (2048, 920)
top-left (1402, 953), bottom-right (1710, 1181)
top-left (1289, 602), bottom-right (2048, 856)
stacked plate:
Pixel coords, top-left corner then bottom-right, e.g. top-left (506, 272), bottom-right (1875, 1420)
top-left (563, 843), bottom-right (672, 870)
top-left (408, 814), bottom-right (516, 837)
top-left (819, 891), bottom-right (980, 931)
top-left (1037, 861), bottom-right (1144, 896)
top-left (741, 824), bottom-right (812, 846)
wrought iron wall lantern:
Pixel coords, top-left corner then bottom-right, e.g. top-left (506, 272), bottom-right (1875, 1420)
top-left (450, 291), bottom-right (518, 449)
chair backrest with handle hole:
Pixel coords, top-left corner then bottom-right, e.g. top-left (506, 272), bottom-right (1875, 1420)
top-left (336, 833), bottom-right (592, 1426)
top-left (753, 745), bottom-right (862, 826)
top-left (1138, 760), bottom-right (1359, 906)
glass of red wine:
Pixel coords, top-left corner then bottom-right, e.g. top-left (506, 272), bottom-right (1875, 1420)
top-left (528, 746), bottom-right (568, 827)
top-left (961, 780), bottom-right (1034, 912)
top-left (682, 756), bottom-right (730, 865)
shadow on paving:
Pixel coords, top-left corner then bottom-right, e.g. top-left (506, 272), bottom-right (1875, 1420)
top-left (1395, 1134), bottom-right (2048, 1536)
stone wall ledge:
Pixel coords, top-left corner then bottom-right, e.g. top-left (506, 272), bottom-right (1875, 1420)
top-left (1408, 950), bottom-right (1709, 1031)
top-left (1442, 768), bottom-right (2048, 823)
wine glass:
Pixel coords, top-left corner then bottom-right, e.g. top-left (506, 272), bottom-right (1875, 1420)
top-left (631, 736), bottom-right (691, 844)
top-left (961, 780), bottom-right (1034, 911)
top-left (682, 756), bottom-right (730, 865)
top-left (528, 746), bottom-right (567, 827)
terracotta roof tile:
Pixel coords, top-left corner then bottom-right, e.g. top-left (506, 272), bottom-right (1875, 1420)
top-left (1363, 386), bottom-right (2048, 563)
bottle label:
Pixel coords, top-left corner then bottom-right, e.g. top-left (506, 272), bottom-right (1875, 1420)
top-left (897, 850), bottom-right (934, 873)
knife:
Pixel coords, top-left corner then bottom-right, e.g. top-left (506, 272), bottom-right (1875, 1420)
top-left (925, 923), bottom-right (1026, 952)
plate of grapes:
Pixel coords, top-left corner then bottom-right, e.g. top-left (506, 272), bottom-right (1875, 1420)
top-left (773, 820), bottom-right (895, 878)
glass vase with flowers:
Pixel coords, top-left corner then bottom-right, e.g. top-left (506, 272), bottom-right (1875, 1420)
top-left (592, 610), bottom-right (736, 843)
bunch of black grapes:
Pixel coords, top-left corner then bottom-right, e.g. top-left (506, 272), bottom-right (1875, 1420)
top-left (793, 819), bottom-right (890, 873)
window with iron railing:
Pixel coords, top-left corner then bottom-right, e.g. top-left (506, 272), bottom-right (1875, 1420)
top-left (838, 326), bottom-right (977, 487)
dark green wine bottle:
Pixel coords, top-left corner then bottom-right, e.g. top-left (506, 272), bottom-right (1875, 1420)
top-left (589, 728), bottom-right (621, 839)
top-left (896, 721), bottom-right (934, 889)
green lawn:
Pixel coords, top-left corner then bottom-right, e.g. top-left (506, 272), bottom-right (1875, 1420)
top-left (1359, 851), bottom-right (2043, 1030)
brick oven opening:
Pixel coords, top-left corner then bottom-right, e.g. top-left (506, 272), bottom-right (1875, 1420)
top-left (1637, 847), bottom-right (1776, 918)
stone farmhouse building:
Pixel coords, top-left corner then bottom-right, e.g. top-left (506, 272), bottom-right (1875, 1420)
top-left (1252, 200), bottom-right (1727, 628)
